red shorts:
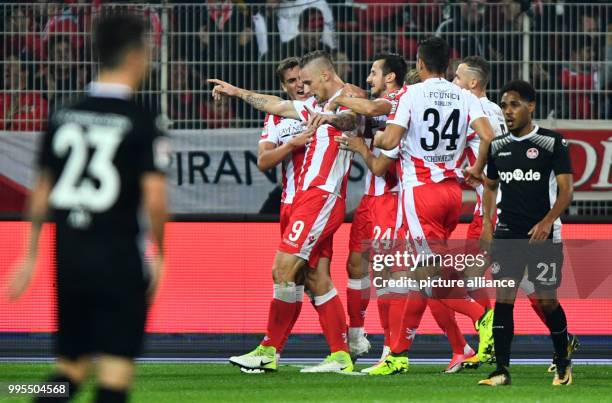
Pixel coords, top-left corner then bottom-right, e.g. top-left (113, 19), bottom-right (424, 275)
top-left (401, 179), bottom-right (462, 254)
top-left (278, 188), bottom-right (343, 268)
top-left (349, 193), bottom-right (401, 253)
top-left (280, 202), bottom-right (292, 236)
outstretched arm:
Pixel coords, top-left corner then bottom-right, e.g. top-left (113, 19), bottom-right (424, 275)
top-left (332, 97), bottom-right (391, 118)
top-left (208, 79), bottom-right (299, 120)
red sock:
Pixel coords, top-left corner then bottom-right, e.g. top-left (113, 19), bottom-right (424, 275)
top-left (428, 299), bottom-right (466, 354)
top-left (387, 294), bottom-right (406, 349)
top-left (376, 296), bottom-right (391, 346)
top-left (315, 289), bottom-right (349, 353)
top-left (468, 287), bottom-right (492, 310)
top-left (347, 277), bottom-right (370, 328)
top-left (528, 294), bottom-right (547, 324)
top-left (260, 299), bottom-right (298, 350)
top-left (278, 285), bottom-right (305, 353)
top-left (440, 296), bottom-right (485, 324)
top-left (391, 291), bottom-right (427, 354)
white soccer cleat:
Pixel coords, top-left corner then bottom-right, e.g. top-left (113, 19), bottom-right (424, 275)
top-left (348, 327), bottom-right (371, 359)
top-left (229, 345), bottom-right (277, 372)
top-left (300, 351), bottom-right (354, 373)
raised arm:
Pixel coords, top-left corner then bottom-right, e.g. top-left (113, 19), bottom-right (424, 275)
top-left (208, 79), bottom-right (300, 120)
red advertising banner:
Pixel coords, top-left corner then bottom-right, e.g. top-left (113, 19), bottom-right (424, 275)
top-left (1, 222), bottom-right (611, 335)
top-left (560, 130), bottom-right (612, 193)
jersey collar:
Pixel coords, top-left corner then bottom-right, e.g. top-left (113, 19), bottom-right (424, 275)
top-left (510, 124), bottom-right (539, 141)
top-left (87, 81), bottom-right (133, 100)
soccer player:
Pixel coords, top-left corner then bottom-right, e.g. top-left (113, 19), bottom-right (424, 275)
top-left (253, 58), bottom-right (316, 367)
top-left (366, 37), bottom-right (497, 375)
top-left (453, 58), bottom-right (579, 371)
top-left (9, 14), bottom-right (168, 403)
top-left (210, 50), bottom-right (359, 373)
top-left (332, 57), bottom-right (474, 374)
top-left (478, 80), bottom-right (574, 386)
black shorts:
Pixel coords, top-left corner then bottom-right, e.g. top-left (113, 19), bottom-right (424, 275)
top-left (55, 243), bottom-right (150, 360)
top-left (490, 225), bottom-right (564, 291)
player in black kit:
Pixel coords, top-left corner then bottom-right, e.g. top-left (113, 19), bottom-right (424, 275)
top-left (477, 81), bottom-right (574, 387)
top-left (9, 14), bottom-right (168, 403)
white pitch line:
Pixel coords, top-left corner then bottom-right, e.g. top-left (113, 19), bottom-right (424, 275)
top-left (1, 357), bottom-right (612, 365)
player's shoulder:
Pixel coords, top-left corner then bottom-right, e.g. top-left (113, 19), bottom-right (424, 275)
top-left (481, 97), bottom-right (502, 112)
top-left (532, 126), bottom-right (566, 152)
top-left (395, 84), bottom-right (412, 99)
top-left (490, 133), bottom-right (513, 154)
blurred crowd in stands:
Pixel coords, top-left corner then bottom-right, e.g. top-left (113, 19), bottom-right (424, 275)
top-left (1, 0), bottom-right (611, 131)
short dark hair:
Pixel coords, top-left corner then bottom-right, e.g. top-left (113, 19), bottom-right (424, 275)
top-left (500, 80), bottom-right (536, 102)
top-left (373, 54), bottom-right (407, 87)
top-left (276, 57), bottom-right (300, 83)
top-left (299, 50), bottom-right (334, 70)
top-left (417, 36), bottom-right (450, 75)
top-left (94, 14), bottom-right (147, 70)
top-left (461, 55), bottom-right (490, 88)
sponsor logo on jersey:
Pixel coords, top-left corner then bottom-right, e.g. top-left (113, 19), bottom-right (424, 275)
top-left (498, 151), bottom-right (512, 157)
top-left (526, 147), bottom-right (539, 159)
top-left (499, 169), bottom-right (541, 184)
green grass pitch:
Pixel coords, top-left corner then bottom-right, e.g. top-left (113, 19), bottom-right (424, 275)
top-left (1, 363), bottom-right (611, 402)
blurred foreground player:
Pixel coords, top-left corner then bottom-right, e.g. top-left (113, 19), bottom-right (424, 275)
top-left (9, 14), bottom-right (168, 402)
top-left (478, 81), bottom-right (574, 386)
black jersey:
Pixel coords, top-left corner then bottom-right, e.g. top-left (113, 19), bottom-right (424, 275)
top-left (486, 125), bottom-right (572, 240)
top-left (38, 83), bottom-right (168, 261)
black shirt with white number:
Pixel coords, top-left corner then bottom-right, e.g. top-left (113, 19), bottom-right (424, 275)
top-left (38, 90), bottom-right (167, 253)
top-left (486, 125), bottom-right (572, 240)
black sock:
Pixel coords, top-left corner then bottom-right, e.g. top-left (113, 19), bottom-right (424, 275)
top-left (493, 302), bottom-right (514, 370)
top-left (95, 386), bottom-right (128, 403)
top-left (544, 304), bottom-right (569, 362)
top-left (34, 374), bottom-right (79, 403)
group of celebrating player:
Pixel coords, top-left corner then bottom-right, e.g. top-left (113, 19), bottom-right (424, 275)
top-left (10, 14), bottom-right (578, 401)
top-left (211, 36), bottom-right (577, 386)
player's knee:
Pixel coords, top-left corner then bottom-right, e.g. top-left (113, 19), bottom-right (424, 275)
top-left (535, 298), bottom-right (559, 314)
top-left (57, 356), bottom-right (91, 384)
top-left (346, 252), bottom-right (364, 279)
top-left (97, 355), bottom-right (135, 390)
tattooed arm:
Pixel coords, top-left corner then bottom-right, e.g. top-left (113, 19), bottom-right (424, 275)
top-left (208, 79), bottom-right (299, 119)
top-left (307, 108), bottom-right (358, 131)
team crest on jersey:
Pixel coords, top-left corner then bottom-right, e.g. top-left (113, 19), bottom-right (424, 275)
top-left (490, 262), bottom-right (501, 274)
top-left (526, 147), bottom-right (539, 159)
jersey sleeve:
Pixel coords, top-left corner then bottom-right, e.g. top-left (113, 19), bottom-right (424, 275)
top-left (292, 100), bottom-right (311, 122)
top-left (466, 93), bottom-right (487, 128)
top-left (386, 90), bottom-right (410, 129)
top-left (486, 145), bottom-right (499, 180)
top-left (259, 114), bottom-right (280, 145)
top-left (380, 146), bottom-right (400, 160)
top-left (36, 114), bottom-right (59, 176)
top-left (139, 114), bottom-right (170, 175)
top-left (552, 135), bottom-right (572, 175)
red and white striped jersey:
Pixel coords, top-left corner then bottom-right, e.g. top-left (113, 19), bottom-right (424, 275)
top-left (363, 90), bottom-right (401, 196)
top-left (259, 113), bottom-right (306, 204)
top-left (387, 78), bottom-right (486, 187)
top-left (461, 97), bottom-right (507, 215)
top-left (292, 91), bottom-right (358, 197)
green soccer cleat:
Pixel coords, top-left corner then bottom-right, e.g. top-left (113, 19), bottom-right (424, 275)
top-left (548, 333), bottom-right (580, 373)
top-left (475, 309), bottom-right (494, 362)
top-left (368, 355), bottom-right (409, 376)
top-left (478, 367), bottom-right (511, 386)
top-left (229, 345), bottom-right (277, 372)
top-left (300, 351), bottom-right (354, 373)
